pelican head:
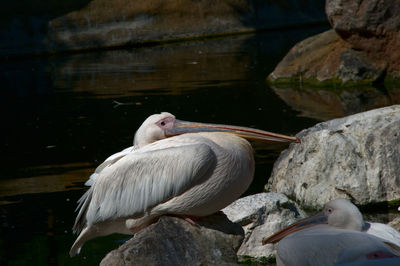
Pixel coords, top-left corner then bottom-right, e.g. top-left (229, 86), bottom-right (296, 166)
top-left (323, 198), bottom-right (364, 231)
top-left (134, 112), bottom-right (300, 148)
top-left (263, 198), bottom-right (364, 245)
top-left (134, 112), bottom-right (176, 147)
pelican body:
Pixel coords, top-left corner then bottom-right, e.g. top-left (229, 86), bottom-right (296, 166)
top-left (263, 199), bottom-right (400, 266)
top-left (70, 112), bottom-right (299, 256)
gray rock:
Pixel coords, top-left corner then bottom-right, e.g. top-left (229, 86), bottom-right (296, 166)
top-left (389, 217), bottom-right (400, 231)
top-left (326, 0), bottom-right (400, 38)
top-left (223, 192), bottom-right (306, 259)
top-left (268, 0), bottom-right (400, 87)
top-left (100, 214), bottom-right (244, 266)
top-left (325, 0), bottom-right (400, 81)
top-left (266, 105), bottom-right (400, 209)
top-left (336, 49), bottom-right (382, 82)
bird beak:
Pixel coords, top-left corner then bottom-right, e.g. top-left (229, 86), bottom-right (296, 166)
top-left (262, 211), bottom-right (328, 245)
top-left (166, 120), bottom-right (300, 143)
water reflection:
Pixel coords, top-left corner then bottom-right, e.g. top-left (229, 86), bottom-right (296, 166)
top-left (273, 86), bottom-right (400, 121)
top-left (2, 25), bottom-right (370, 265)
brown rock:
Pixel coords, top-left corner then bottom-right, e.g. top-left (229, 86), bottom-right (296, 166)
top-left (268, 29), bottom-right (384, 84)
top-left (269, 29), bottom-right (348, 83)
top-left (326, 0), bottom-right (400, 77)
top-left (326, 0), bottom-right (400, 36)
top-left (100, 214), bottom-right (244, 266)
top-left (269, 0), bottom-right (400, 87)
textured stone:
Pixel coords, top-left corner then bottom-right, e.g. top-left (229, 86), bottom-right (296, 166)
top-left (268, 0), bottom-right (400, 87)
top-left (223, 193), bottom-right (306, 259)
top-left (389, 217), bottom-right (400, 231)
top-left (326, 0), bottom-right (400, 39)
top-left (336, 49), bottom-right (382, 82)
top-left (326, 0), bottom-right (400, 77)
top-left (267, 29), bottom-right (387, 86)
top-left (266, 105), bottom-right (400, 209)
top-left (268, 29), bottom-right (348, 83)
top-left (100, 214), bottom-right (243, 265)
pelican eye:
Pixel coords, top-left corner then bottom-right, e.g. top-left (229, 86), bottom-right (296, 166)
top-left (156, 116), bottom-right (176, 130)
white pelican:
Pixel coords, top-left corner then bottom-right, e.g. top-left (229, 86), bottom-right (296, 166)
top-left (262, 198), bottom-right (400, 266)
top-left (70, 112), bottom-right (299, 257)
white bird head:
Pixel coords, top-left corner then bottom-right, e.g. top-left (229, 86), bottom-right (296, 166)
top-left (134, 112), bottom-right (300, 148)
top-left (134, 112), bottom-right (176, 147)
top-left (262, 198), bottom-right (364, 245)
top-left (323, 198), bottom-right (364, 231)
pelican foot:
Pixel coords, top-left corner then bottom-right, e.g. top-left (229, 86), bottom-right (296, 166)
top-left (166, 214), bottom-right (202, 227)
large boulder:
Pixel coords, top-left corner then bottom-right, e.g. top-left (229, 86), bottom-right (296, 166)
top-left (268, 0), bottom-right (400, 88)
top-left (100, 214), bottom-right (243, 265)
top-left (266, 105), bottom-right (400, 209)
top-left (1, 0), bottom-right (325, 56)
top-left (222, 192), bottom-right (306, 261)
top-left (326, 0), bottom-right (400, 80)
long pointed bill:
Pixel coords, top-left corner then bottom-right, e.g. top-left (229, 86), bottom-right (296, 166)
top-left (262, 211), bottom-right (328, 245)
top-left (166, 120), bottom-right (300, 143)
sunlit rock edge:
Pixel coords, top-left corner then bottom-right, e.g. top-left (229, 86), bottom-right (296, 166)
top-left (266, 105), bottom-right (400, 210)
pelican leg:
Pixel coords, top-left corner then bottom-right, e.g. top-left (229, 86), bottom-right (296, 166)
top-left (126, 216), bottom-right (160, 233)
top-left (166, 214), bottom-right (203, 227)
top-left (182, 216), bottom-right (198, 225)
top-left (70, 219), bottom-right (131, 257)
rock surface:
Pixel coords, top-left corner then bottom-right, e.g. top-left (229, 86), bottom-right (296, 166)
top-left (266, 105), bottom-right (400, 209)
top-left (389, 217), bottom-right (400, 231)
top-left (268, 0), bottom-right (400, 87)
top-left (326, 0), bottom-right (400, 78)
top-left (268, 29), bottom-right (350, 84)
top-left (1, 0), bottom-right (326, 56)
top-left (223, 192), bottom-right (306, 260)
top-left (100, 214), bottom-right (244, 265)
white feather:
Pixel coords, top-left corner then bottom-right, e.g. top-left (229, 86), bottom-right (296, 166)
top-left (85, 141), bottom-right (216, 226)
top-left (85, 146), bottom-right (136, 186)
top-left (365, 222), bottom-right (400, 246)
top-left (277, 226), bottom-right (399, 266)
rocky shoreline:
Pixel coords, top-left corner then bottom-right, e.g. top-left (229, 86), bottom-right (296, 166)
top-left (100, 105), bottom-right (400, 265)
top-left (268, 0), bottom-right (400, 88)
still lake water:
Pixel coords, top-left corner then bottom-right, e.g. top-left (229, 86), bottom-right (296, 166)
top-left (1, 26), bottom-right (397, 265)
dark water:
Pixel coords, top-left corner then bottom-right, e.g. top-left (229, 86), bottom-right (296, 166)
top-left (0, 25), bottom-right (373, 265)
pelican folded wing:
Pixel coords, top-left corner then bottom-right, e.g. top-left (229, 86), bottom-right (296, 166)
top-left (83, 143), bottom-right (217, 226)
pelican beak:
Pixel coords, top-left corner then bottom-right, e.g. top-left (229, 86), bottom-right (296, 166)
top-left (262, 211), bottom-right (328, 245)
top-left (165, 120), bottom-right (300, 143)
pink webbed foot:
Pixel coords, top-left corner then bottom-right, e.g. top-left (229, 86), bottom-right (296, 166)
top-left (168, 214), bottom-right (203, 227)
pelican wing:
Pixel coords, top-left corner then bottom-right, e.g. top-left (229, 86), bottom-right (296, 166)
top-left (277, 227), bottom-right (399, 266)
top-left (366, 222), bottom-right (400, 246)
top-left (85, 146), bottom-right (136, 186)
top-left (74, 143), bottom-right (216, 231)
